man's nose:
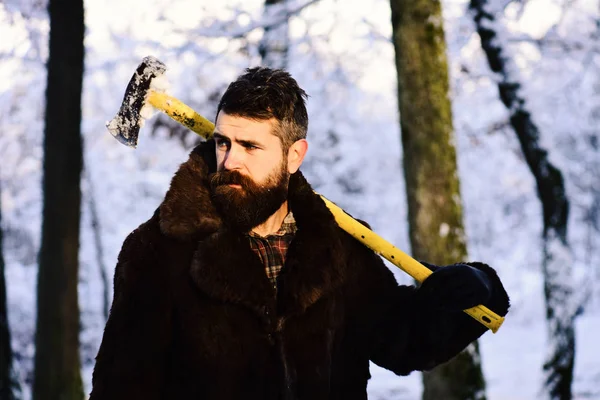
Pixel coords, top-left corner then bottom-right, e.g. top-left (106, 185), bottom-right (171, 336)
top-left (223, 145), bottom-right (243, 170)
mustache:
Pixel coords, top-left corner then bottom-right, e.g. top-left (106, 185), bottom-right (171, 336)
top-left (209, 170), bottom-right (254, 188)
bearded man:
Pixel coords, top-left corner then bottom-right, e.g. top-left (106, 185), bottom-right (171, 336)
top-left (89, 67), bottom-right (509, 400)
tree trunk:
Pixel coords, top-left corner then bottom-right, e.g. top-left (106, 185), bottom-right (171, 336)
top-left (1, 181), bottom-right (19, 400)
top-left (389, 1), bottom-right (486, 399)
top-left (469, 2), bottom-right (575, 399)
top-left (33, 0), bottom-right (85, 398)
top-left (259, 0), bottom-right (290, 69)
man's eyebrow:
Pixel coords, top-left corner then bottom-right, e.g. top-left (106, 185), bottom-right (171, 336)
top-left (213, 132), bottom-right (228, 141)
top-left (237, 138), bottom-right (263, 148)
top-left (213, 132), bottom-right (263, 148)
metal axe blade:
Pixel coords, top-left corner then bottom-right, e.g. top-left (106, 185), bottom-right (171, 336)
top-left (106, 56), bottom-right (167, 148)
top-left (107, 56), bottom-right (214, 147)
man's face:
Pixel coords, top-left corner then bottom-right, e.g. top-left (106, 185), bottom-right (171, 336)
top-left (209, 112), bottom-right (290, 232)
top-left (213, 112), bottom-right (287, 182)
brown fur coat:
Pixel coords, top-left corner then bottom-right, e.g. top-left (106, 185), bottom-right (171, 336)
top-left (89, 141), bottom-right (509, 400)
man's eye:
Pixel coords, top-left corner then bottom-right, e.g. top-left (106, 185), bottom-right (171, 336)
top-left (216, 140), bottom-right (229, 149)
top-left (244, 144), bottom-right (258, 150)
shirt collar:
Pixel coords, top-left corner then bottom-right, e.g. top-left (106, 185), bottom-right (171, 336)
top-left (247, 211), bottom-right (297, 239)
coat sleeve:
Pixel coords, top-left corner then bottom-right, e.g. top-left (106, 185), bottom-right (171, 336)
top-left (347, 242), bottom-right (510, 376)
top-left (89, 217), bottom-right (172, 400)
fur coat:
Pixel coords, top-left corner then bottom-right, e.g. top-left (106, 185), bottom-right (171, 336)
top-left (89, 141), bottom-right (509, 400)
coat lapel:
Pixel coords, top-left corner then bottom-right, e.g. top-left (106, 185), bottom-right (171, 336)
top-left (276, 173), bottom-right (347, 316)
top-left (191, 229), bottom-right (277, 317)
top-left (159, 142), bottom-right (349, 318)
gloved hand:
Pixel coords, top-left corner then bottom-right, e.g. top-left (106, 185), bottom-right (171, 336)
top-left (417, 263), bottom-right (493, 312)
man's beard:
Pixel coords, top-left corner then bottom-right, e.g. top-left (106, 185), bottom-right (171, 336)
top-left (209, 160), bottom-right (290, 233)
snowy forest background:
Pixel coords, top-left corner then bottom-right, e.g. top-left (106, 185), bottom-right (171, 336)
top-left (1, 0), bottom-right (599, 399)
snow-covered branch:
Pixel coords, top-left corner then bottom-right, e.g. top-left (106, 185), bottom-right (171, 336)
top-left (184, 0), bottom-right (319, 39)
top-left (360, 18), bottom-right (392, 44)
top-left (506, 34), bottom-right (597, 54)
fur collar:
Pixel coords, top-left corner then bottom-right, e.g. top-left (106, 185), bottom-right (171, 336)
top-left (159, 141), bottom-right (348, 317)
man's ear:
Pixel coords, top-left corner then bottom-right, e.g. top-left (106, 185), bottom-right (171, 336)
top-left (287, 139), bottom-right (308, 174)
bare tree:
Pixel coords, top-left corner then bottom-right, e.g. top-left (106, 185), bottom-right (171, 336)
top-left (389, 0), bottom-right (487, 399)
top-left (33, 0), bottom-right (85, 398)
top-left (1, 180), bottom-right (19, 400)
top-left (259, 0), bottom-right (290, 69)
top-left (470, 1), bottom-right (576, 399)
top-left (84, 169), bottom-right (110, 321)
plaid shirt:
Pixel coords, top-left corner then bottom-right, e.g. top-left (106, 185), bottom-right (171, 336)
top-left (247, 212), bottom-right (297, 291)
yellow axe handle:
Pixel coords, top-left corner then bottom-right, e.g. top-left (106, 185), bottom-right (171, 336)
top-left (146, 91), bottom-right (505, 333)
top-left (147, 91), bottom-right (214, 139)
top-left (320, 196), bottom-right (505, 333)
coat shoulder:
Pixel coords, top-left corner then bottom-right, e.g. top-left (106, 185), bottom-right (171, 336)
top-left (115, 209), bottom-right (167, 286)
top-left (336, 225), bottom-right (402, 295)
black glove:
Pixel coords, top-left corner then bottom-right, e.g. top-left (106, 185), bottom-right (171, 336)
top-left (417, 263), bottom-right (493, 312)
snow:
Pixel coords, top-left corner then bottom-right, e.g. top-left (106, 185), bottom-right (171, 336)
top-left (513, 0), bottom-right (562, 39)
top-left (1, 0), bottom-right (600, 398)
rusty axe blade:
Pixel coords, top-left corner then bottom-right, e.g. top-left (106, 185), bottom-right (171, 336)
top-left (106, 56), bottom-right (167, 148)
top-left (107, 56), bottom-right (215, 147)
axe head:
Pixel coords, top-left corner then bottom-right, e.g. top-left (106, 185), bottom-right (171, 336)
top-left (106, 56), bottom-right (166, 148)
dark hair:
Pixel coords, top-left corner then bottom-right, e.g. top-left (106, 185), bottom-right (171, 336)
top-left (216, 67), bottom-right (308, 150)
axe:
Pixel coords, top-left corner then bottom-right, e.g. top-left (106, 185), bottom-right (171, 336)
top-left (107, 56), bottom-right (505, 333)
